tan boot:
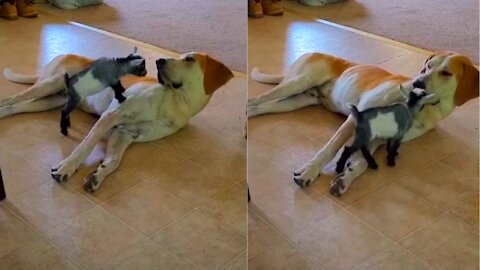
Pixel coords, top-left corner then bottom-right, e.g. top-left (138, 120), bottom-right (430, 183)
top-left (16, 0), bottom-right (37, 18)
top-left (261, 0), bottom-right (283, 16)
top-left (0, 1), bottom-right (18, 20)
top-left (248, 0), bottom-right (263, 18)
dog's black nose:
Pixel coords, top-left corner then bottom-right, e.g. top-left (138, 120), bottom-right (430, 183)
top-left (156, 58), bottom-right (166, 66)
top-left (413, 80), bottom-right (425, 89)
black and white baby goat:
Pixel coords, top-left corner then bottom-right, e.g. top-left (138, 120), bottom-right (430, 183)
top-left (60, 48), bottom-right (147, 135)
top-left (335, 86), bottom-right (439, 174)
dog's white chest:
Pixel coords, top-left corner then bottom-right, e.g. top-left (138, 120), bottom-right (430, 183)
top-left (369, 112), bottom-right (398, 139)
top-left (73, 71), bottom-right (105, 97)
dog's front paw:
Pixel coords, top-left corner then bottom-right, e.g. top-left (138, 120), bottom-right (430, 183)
top-left (293, 162), bottom-right (321, 187)
top-left (51, 159), bottom-right (77, 183)
top-left (83, 172), bottom-right (101, 193)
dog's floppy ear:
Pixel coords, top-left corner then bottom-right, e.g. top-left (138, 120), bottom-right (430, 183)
top-left (453, 55), bottom-right (479, 106)
top-left (202, 55), bottom-right (234, 95)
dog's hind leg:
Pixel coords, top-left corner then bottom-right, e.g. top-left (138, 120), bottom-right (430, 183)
top-left (83, 128), bottom-right (134, 192)
top-left (0, 94), bottom-right (66, 119)
top-left (51, 109), bottom-right (121, 182)
top-left (248, 75), bottom-right (319, 106)
top-left (0, 74), bottom-right (65, 107)
top-left (294, 115), bottom-right (356, 187)
top-left (247, 92), bottom-right (320, 117)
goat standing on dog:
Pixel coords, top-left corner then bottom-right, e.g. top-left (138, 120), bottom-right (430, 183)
top-left (333, 86), bottom-right (439, 195)
top-left (61, 48), bottom-right (147, 136)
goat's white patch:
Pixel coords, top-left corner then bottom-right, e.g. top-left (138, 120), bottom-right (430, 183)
top-left (72, 71), bottom-right (105, 97)
top-left (369, 112), bottom-right (398, 139)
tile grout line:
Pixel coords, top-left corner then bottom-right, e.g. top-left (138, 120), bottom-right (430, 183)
top-left (147, 208), bottom-right (197, 239)
top-left (339, 207), bottom-right (441, 270)
top-left (444, 192), bottom-right (480, 233)
top-left (143, 239), bottom-right (199, 270)
top-left (77, 206), bottom-right (194, 269)
top-left (248, 207), bottom-right (326, 270)
top-left (147, 208), bottom-right (246, 270)
top-left (345, 181), bottom-right (444, 214)
top-left (95, 234), bottom-right (198, 270)
top-left (1, 204), bottom-right (94, 270)
top-left (220, 249), bottom-right (247, 270)
top-left (344, 181), bottom-right (447, 239)
top-left (195, 183), bottom-right (248, 236)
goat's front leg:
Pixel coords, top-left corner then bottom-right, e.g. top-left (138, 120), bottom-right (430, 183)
top-left (51, 110), bottom-right (121, 182)
top-left (330, 140), bottom-right (383, 196)
top-left (111, 81), bottom-right (127, 103)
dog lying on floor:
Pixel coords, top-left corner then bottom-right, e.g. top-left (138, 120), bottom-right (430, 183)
top-left (0, 52), bottom-right (234, 192)
top-left (248, 51), bottom-right (478, 195)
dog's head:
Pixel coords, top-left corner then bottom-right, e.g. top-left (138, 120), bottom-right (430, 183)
top-left (155, 52), bottom-right (234, 94)
top-left (412, 52), bottom-right (479, 106)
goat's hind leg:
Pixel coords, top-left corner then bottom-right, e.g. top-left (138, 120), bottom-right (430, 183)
top-left (60, 92), bottom-right (81, 136)
top-left (335, 136), bottom-right (365, 174)
top-left (331, 139), bottom-right (383, 196)
top-left (361, 146), bottom-right (378, 169)
top-left (386, 139), bottom-right (401, 167)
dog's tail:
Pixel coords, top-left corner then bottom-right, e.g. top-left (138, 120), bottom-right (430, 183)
top-left (3, 68), bottom-right (39, 84)
top-left (251, 67), bottom-right (284, 84)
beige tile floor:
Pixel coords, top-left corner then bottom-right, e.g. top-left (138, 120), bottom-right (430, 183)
top-left (248, 10), bottom-right (479, 270)
top-left (0, 13), bottom-right (246, 270)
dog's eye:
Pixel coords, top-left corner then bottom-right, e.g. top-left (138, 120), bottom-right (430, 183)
top-left (441, 70), bottom-right (452, 76)
top-left (420, 68), bottom-right (426, 74)
top-left (185, 56), bottom-right (195, 62)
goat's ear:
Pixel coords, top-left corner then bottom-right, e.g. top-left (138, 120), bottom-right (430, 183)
top-left (399, 85), bottom-right (409, 99)
top-left (127, 47), bottom-right (138, 58)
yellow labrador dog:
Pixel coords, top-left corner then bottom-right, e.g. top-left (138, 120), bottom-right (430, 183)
top-left (0, 52), bottom-right (233, 192)
top-left (248, 51), bottom-right (478, 196)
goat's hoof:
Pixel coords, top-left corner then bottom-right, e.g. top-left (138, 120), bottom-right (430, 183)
top-left (60, 127), bottom-right (69, 136)
top-left (369, 163), bottom-right (379, 170)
